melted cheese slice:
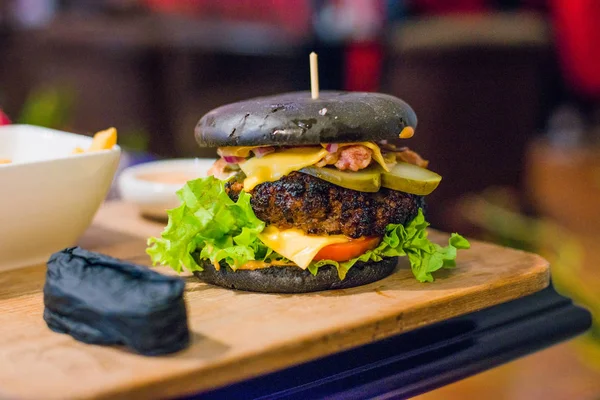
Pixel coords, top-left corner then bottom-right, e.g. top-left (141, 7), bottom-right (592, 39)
top-left (218, 146), bottom-right (257, 157)
top-left (257, 226), bottom-right (350, 270)
top-left (240, 147), bottom-right (329, 191)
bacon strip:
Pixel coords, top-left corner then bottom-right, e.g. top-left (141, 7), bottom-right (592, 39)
top-left (396, 148), bottom-right (429, 168)
top-left (334, 145), bottom-right (373, 171)
top-left (314, 151), bottom-right (339, 168)
top-left (207, 158), bottom-right (240, 180)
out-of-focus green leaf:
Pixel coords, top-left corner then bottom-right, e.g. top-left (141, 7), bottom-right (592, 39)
top-left (17, 85), bottom-right (75, 129)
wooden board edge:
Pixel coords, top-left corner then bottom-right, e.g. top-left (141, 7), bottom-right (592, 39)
top-left (77, 253), bottom-right (551, 400)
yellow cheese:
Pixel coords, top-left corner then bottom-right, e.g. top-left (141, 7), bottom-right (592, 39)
top-left (257, 225), bottom-right (350, 270)
top-left (240, 147), bottom-right (329, 191)
top-left (217, 146), bottom-right (257, 157)
top-left (237, 260), bottom-right (296, 270)
top-left (336, 142), bottom-right (390, 172)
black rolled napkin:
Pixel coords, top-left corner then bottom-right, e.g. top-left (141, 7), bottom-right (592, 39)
top-left (43, 247), bottom-right (190, 356)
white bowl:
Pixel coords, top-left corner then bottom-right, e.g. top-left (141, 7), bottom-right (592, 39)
top-left (117, 158), bottom-right (216, 220)
top-left (0, 124), bottom-right (121, 271)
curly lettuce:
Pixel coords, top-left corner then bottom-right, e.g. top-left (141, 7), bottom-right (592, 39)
top-left (146, 175), bottom-right (275, 272)
top-left (311, 209), bottom-right (470, 281)
top-left (146, 175), bottom-right (470, 282)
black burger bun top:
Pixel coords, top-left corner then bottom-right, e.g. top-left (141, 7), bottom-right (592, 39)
top-left (194, 91), bottom-right (417, 147)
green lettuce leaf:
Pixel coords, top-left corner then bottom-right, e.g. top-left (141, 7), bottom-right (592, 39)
top-left (311, 209), bottom-right (470, 282)
top-left (146, 175), bottom-right (470, 282)
top-left (146, 175), bottom-right (269, 272)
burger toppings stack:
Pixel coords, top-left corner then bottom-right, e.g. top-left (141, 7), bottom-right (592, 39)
top-left (147, 91), bottom-right (469, 293)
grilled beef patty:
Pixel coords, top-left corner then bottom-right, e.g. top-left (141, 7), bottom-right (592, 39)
top-left (226, 171), bottom-right (425, 238)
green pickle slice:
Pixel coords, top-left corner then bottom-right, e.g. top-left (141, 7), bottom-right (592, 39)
top-left (299, 165), bottom-right (381, 192)
top-left (380, 162), bottom-right (441, 195)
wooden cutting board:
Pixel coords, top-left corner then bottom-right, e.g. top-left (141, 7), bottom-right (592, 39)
top-left (0, 201), bottom-right (550, 400)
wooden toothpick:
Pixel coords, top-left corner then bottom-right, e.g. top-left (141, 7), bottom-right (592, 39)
top-left (310, 52), bottom-right (319, 100)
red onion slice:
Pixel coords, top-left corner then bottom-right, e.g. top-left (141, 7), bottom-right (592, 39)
top-left (325, 143), bottom-right (339, 153)
top-left (251, 146), bottom-right (275, 158)
top-left (222, 156), bottom-right (246, 164)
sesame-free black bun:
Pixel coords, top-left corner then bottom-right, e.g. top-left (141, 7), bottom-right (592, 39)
top-left (192, 257), bottom-right (398, 294)
top-left (194, 91), bottom-right (417, 147)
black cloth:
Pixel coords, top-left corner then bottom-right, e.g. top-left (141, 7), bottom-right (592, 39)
top-left (43, 247), bottom-right (190, 356)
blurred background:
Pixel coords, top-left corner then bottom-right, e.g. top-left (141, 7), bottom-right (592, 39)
top-left (1, 0), bottom-right (599, 398)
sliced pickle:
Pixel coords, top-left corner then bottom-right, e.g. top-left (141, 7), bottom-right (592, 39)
top-left (299, 165), bottom-right (381, 192)
top-left (381, 162), bottom-right (441, 195)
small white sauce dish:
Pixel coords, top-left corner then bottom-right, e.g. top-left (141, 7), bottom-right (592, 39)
top-left (117, 158), bottom-right (216, 220)
top-left (0, 124), bottom-right (121, 271)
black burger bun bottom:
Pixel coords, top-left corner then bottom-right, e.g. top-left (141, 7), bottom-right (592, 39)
top-left (195, 91), bottom-right (417, 147)
top-left (192, 257), bottom-right (398, 294)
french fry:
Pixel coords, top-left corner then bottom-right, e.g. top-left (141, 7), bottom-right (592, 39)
top-left (88, 127), bottom-right (118, 151)
top-left (0, 159), bottom-right (11, 164)
top-left (73, 127), bottom-right (118, 154)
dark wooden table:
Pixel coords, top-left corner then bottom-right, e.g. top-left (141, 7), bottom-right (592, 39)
top-left (110, 152), bottom-right (592, 400)
top-left (187, 284), bottom-right (591, 399)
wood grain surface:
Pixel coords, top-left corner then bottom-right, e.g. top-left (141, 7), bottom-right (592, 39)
top-left (0, 201), bottom-right (550, 400)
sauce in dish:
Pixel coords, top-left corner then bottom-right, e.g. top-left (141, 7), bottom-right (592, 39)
top-left (136, 171), bottom-right (201, 185)
top-left (117, 158), bottom-right (216, 221)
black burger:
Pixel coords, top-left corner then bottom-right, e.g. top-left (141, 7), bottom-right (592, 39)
top-left (146, 91), bottom-right (469, 293)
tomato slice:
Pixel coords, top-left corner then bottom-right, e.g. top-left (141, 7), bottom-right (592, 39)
top-left (313, 236), bottom-right (381, 262)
